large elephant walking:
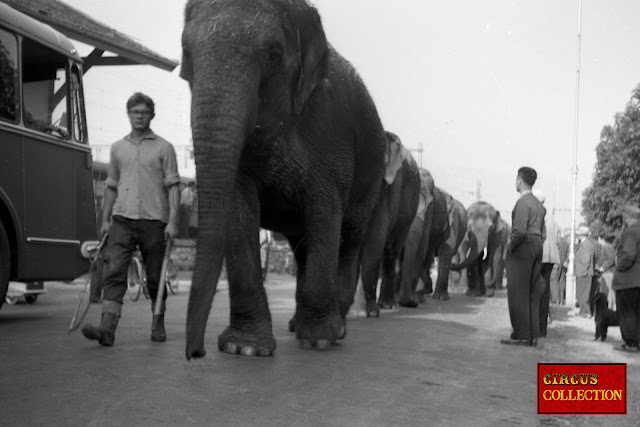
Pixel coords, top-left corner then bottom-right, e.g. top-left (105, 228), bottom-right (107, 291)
top-left (450, 202), bottom-right (508, 297)
top-left (417, 189), bottom-right (467, 301)
top-left (359, 132), bottom-right (420, 318)
top-left (181, 0), bottom-right (387, 358)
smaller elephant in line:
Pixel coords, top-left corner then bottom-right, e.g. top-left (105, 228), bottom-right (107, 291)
top-left (450, 201), bottom-right (507, 297)
top-left (416, 189), bottom-right (467, 301)
top-left (359, 131), bottom-right (420, 318)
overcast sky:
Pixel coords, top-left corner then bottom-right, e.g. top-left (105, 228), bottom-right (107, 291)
top-left (62, 0), bottom-right (640, 227)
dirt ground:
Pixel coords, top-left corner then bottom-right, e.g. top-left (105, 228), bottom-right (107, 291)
top-left (0, 274), bottom-right (638, 426)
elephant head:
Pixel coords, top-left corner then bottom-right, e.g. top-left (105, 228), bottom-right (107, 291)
top-left (451, 201), bottom-right (500, 270)
top-left (180, 0), bottom-right (330, 358)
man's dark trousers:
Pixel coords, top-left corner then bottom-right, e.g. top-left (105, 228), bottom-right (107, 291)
top-left (507, 236), bottom-right (543, 341)
top-left (102, 216), bottom-right (167, 306)
top-left (616, 288), bottom-right (640, 347)
top-left (540, 263), bottom-right (554, 336)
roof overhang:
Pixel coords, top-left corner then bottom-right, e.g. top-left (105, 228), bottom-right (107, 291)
top-left (1, 0), bottom-right (179, 72)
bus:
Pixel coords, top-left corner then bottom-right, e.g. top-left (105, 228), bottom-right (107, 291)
top-left (0, 3), bottom-right (98, 309)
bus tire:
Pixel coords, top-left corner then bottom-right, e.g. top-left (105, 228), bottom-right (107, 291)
top-left (0, 222), bottom-right (10, 311)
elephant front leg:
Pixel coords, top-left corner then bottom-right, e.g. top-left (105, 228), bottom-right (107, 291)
top-left (294, 208), bottom-right (344, 349)
top-left (433, 247), bottom-right (454, 301)
top-left (219, 180), bottom-right (276, 357)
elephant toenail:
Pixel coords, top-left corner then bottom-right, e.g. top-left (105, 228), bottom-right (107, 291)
top-left (240, 346), bottom-right (257, 356)
top-left (223, 342), bottom-right (239, 354)
top-left (258, 348), bottom-right (273, 356)
top-left (315, 339), bottom-right (331, 350)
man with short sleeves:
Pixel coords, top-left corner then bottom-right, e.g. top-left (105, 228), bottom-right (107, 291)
top-left (82, 92), bottom-right (180, 347)
top-left (501, 166), bottom-right (546, 346)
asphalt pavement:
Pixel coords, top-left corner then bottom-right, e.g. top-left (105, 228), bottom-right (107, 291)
top-left (1, 274), bottom-right (638, 426)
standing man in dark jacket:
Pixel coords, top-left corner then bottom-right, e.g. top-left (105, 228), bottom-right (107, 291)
top-left (501, 167), bottom-right (546, 346)
top-left (612, 204), bottom-right (640, 353)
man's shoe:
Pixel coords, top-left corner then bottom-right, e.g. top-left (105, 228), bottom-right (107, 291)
top-left (613, 344), bottom-right (640, 353)
top-left (81, 312), bottom-right (119, 346)
top-left (151, 314), bottom-right (166, 342)
top-left (500, 337), bottom-right (535, 346)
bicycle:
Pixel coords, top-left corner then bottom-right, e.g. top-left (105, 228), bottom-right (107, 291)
top-left (127, 247), bottom-right (178, 301)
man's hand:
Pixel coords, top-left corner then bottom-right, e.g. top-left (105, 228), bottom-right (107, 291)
top-left (100, 220), bottom-right (110, 237)
top-left (164, 222), bottom-right (178, 241)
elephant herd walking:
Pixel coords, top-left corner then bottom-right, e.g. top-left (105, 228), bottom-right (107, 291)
top-left (181, 0), bottom-right (509, 358)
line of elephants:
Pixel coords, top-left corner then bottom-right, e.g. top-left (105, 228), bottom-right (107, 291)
top-left (181, 0), bottom-right (511, 358)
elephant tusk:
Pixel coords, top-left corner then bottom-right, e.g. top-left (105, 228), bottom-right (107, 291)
top-left (482, 247), bottom-right (488, 260)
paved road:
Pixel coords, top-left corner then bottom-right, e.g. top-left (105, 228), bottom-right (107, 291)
top-left (1, 275), bottom-right (638, 426)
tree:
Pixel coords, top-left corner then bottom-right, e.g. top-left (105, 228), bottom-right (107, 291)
top-left (582, 84), bottom-right (640, 238)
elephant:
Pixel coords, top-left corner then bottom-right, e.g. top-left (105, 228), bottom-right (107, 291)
top-left (181, 0), bottom-right (388, 358)
top-left (450, 202), bottom-right (508, 297)
top-left (416, 188), bottom-right (467, 301)
top-left (381, 168), bottom-right (437, 308)
top-left (359, 131), bottom-right (420, 318)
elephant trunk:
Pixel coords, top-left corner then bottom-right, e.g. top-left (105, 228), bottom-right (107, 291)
top-left (450, 232), bottom-right (479, 271)
top-left (185, 70), bottom-right (258, 360)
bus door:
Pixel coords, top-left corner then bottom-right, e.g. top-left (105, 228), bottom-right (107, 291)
top-left (19, 36), bottom-right (96, 281)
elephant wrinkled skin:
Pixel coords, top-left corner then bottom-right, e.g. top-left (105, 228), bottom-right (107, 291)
top-left (181, 0), bottom-right (386, 358)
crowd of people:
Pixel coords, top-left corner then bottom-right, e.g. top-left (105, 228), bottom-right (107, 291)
top-left (501, 166), bottom-right (640, 353)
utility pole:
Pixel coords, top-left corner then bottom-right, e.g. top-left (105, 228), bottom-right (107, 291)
top-left (566, 0), bottom-right (583, 310)
top-left (476, 179), bottom-right (482, 201)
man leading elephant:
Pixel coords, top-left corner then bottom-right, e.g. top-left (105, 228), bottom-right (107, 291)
top-left (501, 166), bottom-right (545, 347)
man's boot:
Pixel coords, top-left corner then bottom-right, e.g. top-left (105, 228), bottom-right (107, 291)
top-left (151, 300), bottom-right (166, 342)
top-left (81, 300), bottom-right (121, 346)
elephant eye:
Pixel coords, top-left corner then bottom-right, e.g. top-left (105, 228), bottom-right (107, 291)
top-left (268, 51), bottom-right (283, 67)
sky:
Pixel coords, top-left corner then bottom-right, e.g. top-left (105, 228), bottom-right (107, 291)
top-left (60, 0), bottom-right (640, 228)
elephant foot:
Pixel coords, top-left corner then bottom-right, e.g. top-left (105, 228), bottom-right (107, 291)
top-left (398, 296), bottom-right (419, 308)
top-left (377, 298), bottom-right (396, 310)
top-left (417, 291), bottom-right (426, 304)
top-left (422, 285), bottom-right (433, 295)
top-left (432, 290), bottom-right (450, 301)
top-left (288, 315), bottom-right (296, 332)
top-left (365, 301), bottom-right (380, 318)
top-left (295, 312), bottom-right (345, 350)
top-left (218, 326), bottom-right (276, 357)
top-left (465, 288), bottom-right (483, 297)
top-left (485, 288), bottom-right (495, 297)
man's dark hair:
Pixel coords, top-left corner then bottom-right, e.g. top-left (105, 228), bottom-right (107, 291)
top-left (518, 166), bottom-right (537, 187)
top-left (126, 92), bottom-right (155, 113)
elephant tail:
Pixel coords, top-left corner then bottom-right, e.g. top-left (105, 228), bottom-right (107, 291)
top-left (450, 232), bottom-right (480, 271)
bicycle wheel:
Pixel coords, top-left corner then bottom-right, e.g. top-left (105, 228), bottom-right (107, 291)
top-left (165, 259), bottom-right (177, 295)
top-left (140, 261), bottom-right (150, 299)
top-left (69, 235), bottom-right (108, 332)
top-left (127, 260), bottom-right (142, 301)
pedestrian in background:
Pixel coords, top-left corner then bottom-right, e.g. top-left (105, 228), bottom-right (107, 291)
top-left (612, 204), bottom-right (640, 353)
top-left (555, 231), bottom-right (570, 305)
top-left (533, 190), bottom-right (559, 337)
top-left (596, 234), bottom-right (616, 310)
top-left (82, 92), bottom-right (180, 347)
top-left (501, 166), bottom-right (546, 346)
top-left (574, 225), bottom-right (599, 317)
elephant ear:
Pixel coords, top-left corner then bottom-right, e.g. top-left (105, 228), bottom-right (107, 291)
top-left (292, 5), bottom-right (329, 115)
top-left (384, 131), bottom-right (403, 185)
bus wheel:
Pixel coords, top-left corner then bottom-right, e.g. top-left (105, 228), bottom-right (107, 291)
top-left (0, 223), bottom-right (10, 311)
top-left (25, 294), bottom-right (38, 304)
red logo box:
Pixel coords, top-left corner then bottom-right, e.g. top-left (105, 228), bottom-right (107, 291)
top-left (537, 363), bottom-right (627, 414)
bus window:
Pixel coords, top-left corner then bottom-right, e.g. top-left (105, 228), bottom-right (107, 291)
top-left (70, 64), bottom-right (87, 143)
top-left (0, 27), bottom-right (19, 123)
top-left (21, 37), bottom-right (70, 139)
